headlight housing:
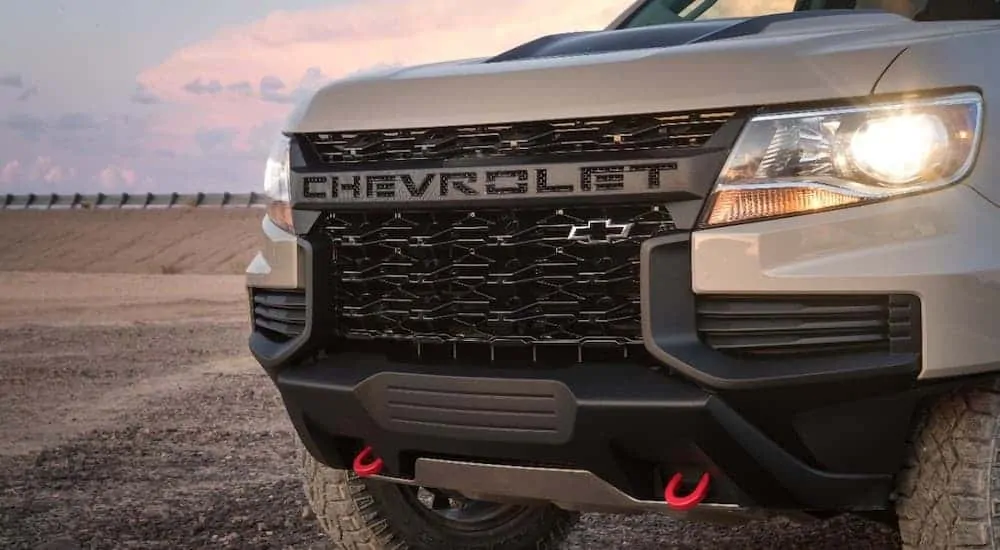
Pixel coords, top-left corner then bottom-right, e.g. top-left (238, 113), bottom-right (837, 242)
top-left (700, 91), bottom-right (983, 228)
top-left (264, 135), bottom-right (294, 232)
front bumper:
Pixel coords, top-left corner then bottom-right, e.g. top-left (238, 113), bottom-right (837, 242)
top-left (277, 355), bottom-right (919, 513)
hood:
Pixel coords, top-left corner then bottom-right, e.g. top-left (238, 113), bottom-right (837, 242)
top-left (286, 11), bottom-right (1000, 133)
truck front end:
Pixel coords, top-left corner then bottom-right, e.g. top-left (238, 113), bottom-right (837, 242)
top-left (246, 3), bottom-right (1000, 549)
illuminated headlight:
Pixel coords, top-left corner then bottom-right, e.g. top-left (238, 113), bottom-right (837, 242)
top-left (264, 135), bottom-right (293, 232)
top-left (700, 91), bottom-right (983, 227)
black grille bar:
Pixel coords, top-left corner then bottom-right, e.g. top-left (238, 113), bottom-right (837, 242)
top-left (317, 202), bottom-right (683, 365)
top-left (298, 109), bottom-right (737, 170)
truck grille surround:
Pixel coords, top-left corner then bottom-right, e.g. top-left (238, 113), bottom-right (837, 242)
top-left (315, 203), bottom-right (681, 366)
top-left (295, 107), bottom-right (744, 367)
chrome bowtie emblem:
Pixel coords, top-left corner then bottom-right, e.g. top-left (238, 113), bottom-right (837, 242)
top-left (567, 219), bottom-right (633, 243)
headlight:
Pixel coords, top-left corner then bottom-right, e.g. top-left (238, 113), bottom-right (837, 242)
top-left (700, 91), bottom-right (983, 228)
top-left (264, 135), bottom-right (293, 232)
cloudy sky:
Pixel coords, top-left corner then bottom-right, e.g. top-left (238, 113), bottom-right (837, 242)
top-left (0, 0), bottom-right (644, 195)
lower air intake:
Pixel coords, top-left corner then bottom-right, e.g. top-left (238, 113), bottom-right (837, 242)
top-left (252, 289), bottom-right (307, 342)
top-left (696, 294), bottom-right (920, 357)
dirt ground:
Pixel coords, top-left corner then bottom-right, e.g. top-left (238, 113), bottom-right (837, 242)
top-left (0, 210), bottom-right (901, 549)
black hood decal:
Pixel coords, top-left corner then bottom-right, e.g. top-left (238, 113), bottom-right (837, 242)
top-left (486, 10), bottom-right (886, 64)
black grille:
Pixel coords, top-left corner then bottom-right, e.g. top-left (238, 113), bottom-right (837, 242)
top-left (696, 294), bottom-right (920, 357)
top-left (252, 289), bottom-right (307, 342)
top-left (299, 109), bottom-right (736, 170)
top-left (317, 203), bottom-right (682, 365)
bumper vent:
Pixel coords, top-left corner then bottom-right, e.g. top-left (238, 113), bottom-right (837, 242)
top-left (317, 203), bottom-right (683, 366)
top-left (298, 109), bottom-right (737, 170)
top-left (696, 294), bottom-right (920, 357)
top-left (252, 289), bottom-right (307, 342)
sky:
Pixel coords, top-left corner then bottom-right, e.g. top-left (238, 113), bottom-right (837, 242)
top-left (0, 0), bottom-right (641, 195)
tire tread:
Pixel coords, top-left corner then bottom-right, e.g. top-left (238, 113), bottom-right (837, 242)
top-left (896, 382), bottom-right (1000, 549)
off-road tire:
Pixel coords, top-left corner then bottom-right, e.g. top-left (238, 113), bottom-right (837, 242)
top-left (895, 379), bottom-right (1000, 549)
top-left (298, 443), bottom-right (579, 550)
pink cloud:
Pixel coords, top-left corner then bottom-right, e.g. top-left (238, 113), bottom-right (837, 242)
top-left (0, 160), bottom-right (21, 185)
top-left (29, 156), bottom-right (76, 184)
top-left (95, 164), bottom-right (138, 190)
top-left (136, 0), bottom-right (635, 153)
top-left (139, 0), bottom-right (634, 101)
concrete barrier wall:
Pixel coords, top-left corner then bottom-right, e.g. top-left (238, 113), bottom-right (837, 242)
top-left (1, 192), bottom-right (268, 210)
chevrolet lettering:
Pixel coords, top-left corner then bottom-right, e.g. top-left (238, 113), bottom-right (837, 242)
top-left (300, 162), bottom-right (679, 202)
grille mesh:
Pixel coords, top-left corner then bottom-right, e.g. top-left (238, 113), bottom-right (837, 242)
top-left (299, 110), bottom-right (736, 169)
top-left (317, 203), bottom-right (681, 365)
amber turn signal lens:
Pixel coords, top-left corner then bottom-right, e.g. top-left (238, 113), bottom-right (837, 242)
top-left (704, 187), bottom-right (863, 227)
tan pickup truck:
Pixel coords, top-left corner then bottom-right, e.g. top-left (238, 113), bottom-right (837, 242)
top-left (247, 1), bottom-right (1000, 548)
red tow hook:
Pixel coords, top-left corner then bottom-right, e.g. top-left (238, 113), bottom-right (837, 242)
top-left (663, 472), bottom-right (711, 511)
top-left (352, 445), bottom-right (384, 477)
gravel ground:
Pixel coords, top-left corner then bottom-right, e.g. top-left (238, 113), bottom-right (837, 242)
top-left (0, 273), bottom-right (902, 549)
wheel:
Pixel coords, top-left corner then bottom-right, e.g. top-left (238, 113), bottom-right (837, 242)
top-left (298, 443), bottom-right (579, 550)
top-left (894, 379), bottom-right (1000, 549)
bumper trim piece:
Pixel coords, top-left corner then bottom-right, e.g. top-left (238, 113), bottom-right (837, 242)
top-left (357, 372), bottom-right (577, 444)
top-left (407, 458), bottom-right (801, 524)
top-left (640, 233), bottom-right (921, 390)
top-left (249, 235), bottom-right (334, 377)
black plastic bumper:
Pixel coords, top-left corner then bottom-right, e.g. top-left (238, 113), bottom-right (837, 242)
top-left (275, 353), bottom-right (920, 511)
